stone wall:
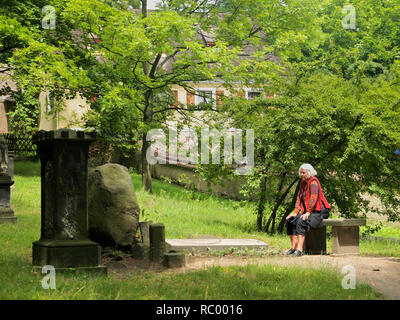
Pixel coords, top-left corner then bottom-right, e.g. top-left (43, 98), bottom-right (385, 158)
top-left (131, 151), bottom-right (247, 200)
top-left (107, 150), bottom-right (297, 203)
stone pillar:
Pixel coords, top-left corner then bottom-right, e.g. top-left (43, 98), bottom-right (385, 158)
top-left (32, 129), bottom-right (106, 273)
top-left (304, 226), bottom-right (327, 254)
top-left (0, 141), bottom-right (17, 224)
top-left (139, 220), bottom-right (152, 246)
top-left (150, 223), bottom-right (166, 263)
top-left (331, 226), bottom-right (360, 254)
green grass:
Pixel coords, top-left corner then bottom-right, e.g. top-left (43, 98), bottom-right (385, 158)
top-left (0, 161), bottom-right (393, 299)
top-left (0, 264), bottom-right (381, 300)
top-left (362, 223), bottom-right (400, 240)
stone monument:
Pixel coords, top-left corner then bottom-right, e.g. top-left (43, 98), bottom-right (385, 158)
top-left (32, 129), bottom-right (106, 274)
top-left (0, 136), bottom-right (17, 223)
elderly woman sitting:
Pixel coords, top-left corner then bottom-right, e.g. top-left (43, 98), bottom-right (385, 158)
top-left (284, 163), bottom-right (331, 256)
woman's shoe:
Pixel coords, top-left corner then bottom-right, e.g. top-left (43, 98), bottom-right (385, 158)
top-left (292, 250), bottom-right (303, 256)
top-left (283, 248), bottom-right (296, 255)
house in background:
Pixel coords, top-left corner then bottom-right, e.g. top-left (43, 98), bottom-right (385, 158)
top-left (0, 95), bottom-right (14, 134)
top-left (38, 91), bottom-right (90, 131)
top-left (0, 70), bottom-right (90, 133)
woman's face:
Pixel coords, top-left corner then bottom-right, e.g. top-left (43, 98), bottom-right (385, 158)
top-left (300, 169), bottom-right (309, 181)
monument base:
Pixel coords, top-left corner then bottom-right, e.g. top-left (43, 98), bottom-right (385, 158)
top-left (32, 265), bottom-right (107, 275)
top-left (33, 239), bottom-right (106, 272)
top-left (0, 208), bottom-right (17, 224)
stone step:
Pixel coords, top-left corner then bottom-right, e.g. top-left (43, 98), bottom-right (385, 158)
top-left (0, 216), bottom-right (17, 223)
top-left (166, 238), bottom-right (268, 253)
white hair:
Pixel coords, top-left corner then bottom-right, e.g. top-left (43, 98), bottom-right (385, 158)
top-left (299, 163), bottom-right (317, 178)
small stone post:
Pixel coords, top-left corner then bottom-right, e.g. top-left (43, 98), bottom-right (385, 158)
top-left (149, 223), bottom-right (166, 263)
top-left (139, 220), bottom-right (152, 246)
top-left (0, 137), bottom-right (17, 224)
top-left (32, 129), bottom-right (106, 273)
top-left (131, 220), bottom-right (153, 260)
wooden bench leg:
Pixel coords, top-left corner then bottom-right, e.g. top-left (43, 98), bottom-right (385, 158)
top-left (331, 226), bottom-right (360, 254)
top-left (304, 226), bottom-right (327, 254)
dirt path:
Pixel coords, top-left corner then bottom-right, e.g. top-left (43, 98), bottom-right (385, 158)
top-left (106, 254), bottom-right (400, 299)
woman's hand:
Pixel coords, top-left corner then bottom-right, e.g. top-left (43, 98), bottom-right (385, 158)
top-left (301, 212), bottom-right (311, 220)
top-left (286, 213), bottom-right (297, 220)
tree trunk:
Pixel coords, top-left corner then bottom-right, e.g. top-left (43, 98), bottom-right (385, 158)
top-left (141, 90), bottom-right (154, 194)
top-left (264, 176), bottom-right (299, 233)
top-left (277, 180), bottom-right (301, 233)
top-left (256, 171), bottom-right (268, 231)
top-left (264, 173), bottom-right (286, 233)
top-left (141, 131), bottom-right (153, 194)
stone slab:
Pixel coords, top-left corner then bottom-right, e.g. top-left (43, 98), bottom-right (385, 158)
top-left (166, 239), bottom-right (268, 253)
top-left (323, 219), bottom-right (366, 227)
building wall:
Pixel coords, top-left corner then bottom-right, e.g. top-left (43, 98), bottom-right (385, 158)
top-left (39, 91), bottom-right (91, 130)
top-left (0, 100), bottom-right (9, 133)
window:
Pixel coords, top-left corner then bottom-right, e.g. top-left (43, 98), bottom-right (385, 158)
top-left (195, 89), bottom-right (216, 106)
top-left (246, 91), bottom-right (261, 100)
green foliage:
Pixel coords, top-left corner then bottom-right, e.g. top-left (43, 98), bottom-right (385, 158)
top-left (361, 222), bottom-right (384, 237)
top-left (196, 0), bottom-right (400, 231)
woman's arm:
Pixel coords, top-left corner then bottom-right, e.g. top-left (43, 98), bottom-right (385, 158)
top-left (307, 180), bottom-right (319, 213)
top-left (293, 195), bottom-right (303, 215)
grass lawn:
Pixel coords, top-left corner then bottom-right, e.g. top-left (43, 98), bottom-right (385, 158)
top-left (0, 161), bottom-right (394, 300)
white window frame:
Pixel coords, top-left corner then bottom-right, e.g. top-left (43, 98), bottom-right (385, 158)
top-left (195, 88), bottom-right (216, 106)
top-left (245, 89), bottom-right (262, 100)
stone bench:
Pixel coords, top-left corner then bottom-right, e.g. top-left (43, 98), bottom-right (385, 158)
top-left (304, 219), bottom-right (366, 255)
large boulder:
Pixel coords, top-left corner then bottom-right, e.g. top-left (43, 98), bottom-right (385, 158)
top-left (88, 163), bottom-right (140, 247)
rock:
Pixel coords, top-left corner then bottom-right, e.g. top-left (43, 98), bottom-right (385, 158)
top-left (88, 163), bottom-right (140, 247)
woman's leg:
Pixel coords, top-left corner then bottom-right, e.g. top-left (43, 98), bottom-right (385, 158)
top-left (295, 217), bottom-right (310, 252)
top-left (296, 234), bottom-right (306, 252)
top-left (284, 219), bottom-right (298, 254)
top-left (290, 235), bottom-right (297, 249)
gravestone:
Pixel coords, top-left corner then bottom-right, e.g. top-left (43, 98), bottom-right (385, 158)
top-left (32, 129), bottom-right (106, 274)
top-left (0, 136), bottom-right (17, 223)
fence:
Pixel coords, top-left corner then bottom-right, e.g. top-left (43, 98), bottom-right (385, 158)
top-left (1, 133), bottom-right (37, 155)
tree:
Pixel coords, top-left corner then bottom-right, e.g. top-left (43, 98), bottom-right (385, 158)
top-left (8, 0), bottom-right (320, 193)
top-left (196, 0), bottom-right (400, 232)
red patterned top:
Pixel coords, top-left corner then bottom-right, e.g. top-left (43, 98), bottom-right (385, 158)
top-left (294, 180), bottom-right (319, 214)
